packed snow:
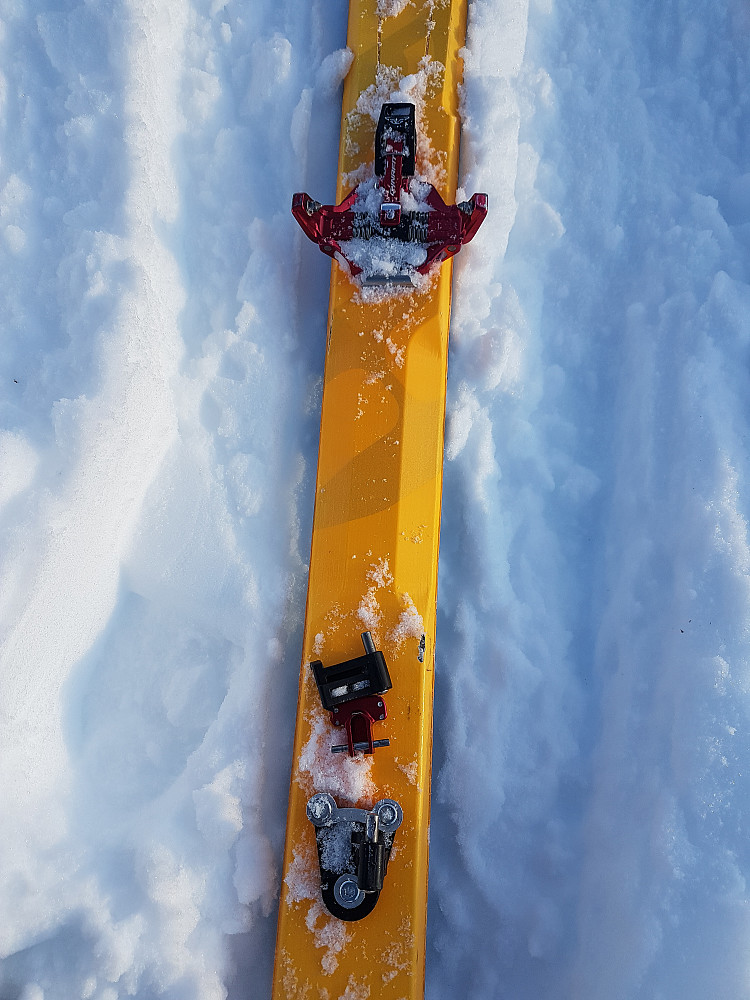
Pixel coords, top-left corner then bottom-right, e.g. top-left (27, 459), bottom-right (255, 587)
top-left (2, 1), bottom-right (750, 999)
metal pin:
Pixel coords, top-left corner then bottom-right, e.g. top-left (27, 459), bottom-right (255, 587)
top-left (332, 739), bottom-right (390, 754)
top-left (365, 811), bottom-right (379, 842)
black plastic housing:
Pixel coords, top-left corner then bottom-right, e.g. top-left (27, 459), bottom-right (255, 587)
top-left (374, 102), bottom-right (416, 177)
top-left (311, 648), bottom-right (392, 712)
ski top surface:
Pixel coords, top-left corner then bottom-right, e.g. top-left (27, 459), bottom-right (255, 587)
top-left (272, 2), bottom-right (469, 998)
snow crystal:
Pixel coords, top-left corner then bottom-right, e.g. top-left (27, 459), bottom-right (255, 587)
top-left (284, 844), bottom-right (319, 905)
top-left (297, 704), bottom-right (376, 805)
top-left (387, 593), bottom-right (424, 646)
top-left (340, 235), bottom-right (427, 280)
top-left (317, 820), bottom-right (357, 875)
top-left (356, 588), bottom-right (382, 633)
top-left (396, 756), bottom-right (420, 787)
top-left (367, 556), bottom-right (393, 589)
top-left (309, 906), bottom-right (349, 975)
top-left (377, 0), bottom-right (411, 18)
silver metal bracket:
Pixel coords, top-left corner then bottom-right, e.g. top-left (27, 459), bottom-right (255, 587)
top-left (306, 792), bottom-right (404, 921)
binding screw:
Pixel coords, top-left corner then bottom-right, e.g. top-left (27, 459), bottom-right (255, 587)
top-left (334, 875), bottom-right (366, 909)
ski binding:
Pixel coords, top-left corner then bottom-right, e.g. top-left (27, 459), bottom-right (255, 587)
top-left (307, 792), bottom-right (404, 921)
top-left (311, 631), bottom-right (392, 756)
top-left (292, 102), bottom-right (487, 284)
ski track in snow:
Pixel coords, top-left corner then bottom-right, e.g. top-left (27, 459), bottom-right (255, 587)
top-left (1, 1), bottom-right (750, 999)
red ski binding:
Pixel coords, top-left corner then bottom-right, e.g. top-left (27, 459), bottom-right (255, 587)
top-left (292, 103), bottom-right (487, 284)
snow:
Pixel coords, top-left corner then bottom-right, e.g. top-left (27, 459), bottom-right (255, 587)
top-left (1, 1), bottom-right (750, 999)
top-left (339, 234), bottom-right (428, 281)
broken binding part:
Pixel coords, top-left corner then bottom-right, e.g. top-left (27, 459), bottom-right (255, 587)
top-left (311, 632), bottom-right (392, 756)
top-left (292, 102), bottom-right (488, 284)
top-left (307, 792), bottom-right (404, 921)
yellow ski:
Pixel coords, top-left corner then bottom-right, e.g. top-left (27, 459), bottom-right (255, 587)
top-left (273, 2), bottom-right (485, 997)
